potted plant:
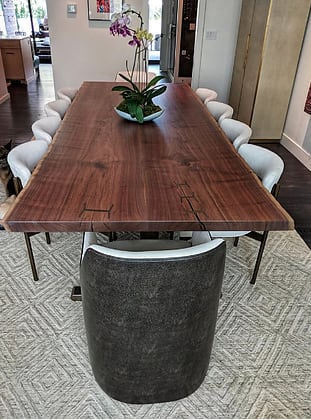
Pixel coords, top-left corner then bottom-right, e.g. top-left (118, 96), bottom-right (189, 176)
top-left (110, 4), bottom-right (167, 123)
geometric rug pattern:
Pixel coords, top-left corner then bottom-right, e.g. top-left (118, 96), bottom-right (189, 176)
top-left (1, 224), bottom-right (311, 417)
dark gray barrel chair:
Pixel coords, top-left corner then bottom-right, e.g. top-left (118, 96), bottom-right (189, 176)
top-left (80, 232), bottom-right (226, 403)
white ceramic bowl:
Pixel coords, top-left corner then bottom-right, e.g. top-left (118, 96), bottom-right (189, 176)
top-left (114, 107), bottom-right (164, 122)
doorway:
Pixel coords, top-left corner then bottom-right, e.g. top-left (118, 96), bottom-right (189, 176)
top-left (148, 0), bottom-right (162, 64)
top-left (19, 0), bottom-right (50, 62)
top-left (158, 0), bottom-right (178, 79)
top-left (148, 0), bottom-right (178, 79)
top-left (157, 0), bottom-right (198, 83)
top-left (5, 0), bottom-right (48, 35)
top-left (0, 0), bottom-right (50, 62)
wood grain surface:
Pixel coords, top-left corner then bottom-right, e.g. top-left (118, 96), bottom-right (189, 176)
top-left (4, 82), bottom-right (294, 232)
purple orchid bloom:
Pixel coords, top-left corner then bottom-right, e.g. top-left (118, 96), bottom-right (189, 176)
top-left (110, 15), bottom-right (132, 37)
top-left (128, 35), bottom-right (141, 47)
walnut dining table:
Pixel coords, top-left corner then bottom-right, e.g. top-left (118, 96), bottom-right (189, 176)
top-left (3, 81), bottom-right (294, 233)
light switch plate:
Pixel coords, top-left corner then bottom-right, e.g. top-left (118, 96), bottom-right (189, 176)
top-left (67, 4), bottom-right (77, 14)
top-left (206, 30), bottom-right (217, 40)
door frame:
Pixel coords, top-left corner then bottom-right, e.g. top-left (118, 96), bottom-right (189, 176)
top-left (159, 0), bottom-right (178, 78)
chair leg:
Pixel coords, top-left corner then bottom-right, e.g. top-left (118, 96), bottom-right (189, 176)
top-left (250, 231), bottom-right (269, 285)
top-left (233, 237), bottom-right (239, 247)
top-left (24, 233), bottom-right (39, 281)
top-left (109, 232), bottom-right (117, 241)
top-left (45, 232), bottom-right (51, 244)
top-left (71, 286), bottom-right (82, 301)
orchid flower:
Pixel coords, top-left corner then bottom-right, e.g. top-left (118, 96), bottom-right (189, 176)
top-left (109, 6), bottom-right (166, 123)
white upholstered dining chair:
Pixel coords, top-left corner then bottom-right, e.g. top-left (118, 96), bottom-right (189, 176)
top-left (32, 115), bottom-right (61, 144)
top-left (195, 87), bottom-right (218, 103)
top-left (209, 144), bottom-right (285, 284)
top-left (44, 98), bottom-right (70, 119)
top-left (205, 100), bottom-right (233, 124)
top-left (220, 118), bottom-right (252, 150)
top-left (57, 87), bottom-right (78, 103)
top-left (7, 140), bottom-right (51, 281)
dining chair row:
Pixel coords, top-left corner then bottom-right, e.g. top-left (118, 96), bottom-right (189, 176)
top-left (32, 115), bottom-right (61, 144)
top-left (205, 101), bottom-right (252, 150)
top-left (4, 86), bottom-right (78, 280)
top-left (208, 103), bottom-right (252, 150)
top-left (195, 86), bottom-right (253, 151)
top-left (195, 85), bottom-right (233, 123)
top-left (31, 86), bottom-right (78, 144)
top-left (44, 98), bottom-right (70, 119)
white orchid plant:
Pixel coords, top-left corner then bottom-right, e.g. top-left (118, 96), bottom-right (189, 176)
top-left (110, 4), bottom-right (166, 123)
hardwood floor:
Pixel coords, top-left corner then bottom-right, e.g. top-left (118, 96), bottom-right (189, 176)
top-left (0, 64), bottom-right (55, 147)
top-left (263, 143), bottom-right (311, 248)
top-left (1, 64), bottom-right (311, 248)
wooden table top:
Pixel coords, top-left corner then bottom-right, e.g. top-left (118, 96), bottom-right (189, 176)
top-left (4, 82), bottom-right (294, 233)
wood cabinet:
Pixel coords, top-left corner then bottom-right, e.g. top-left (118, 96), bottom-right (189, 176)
top-left (229, 0), bottom-right (311, 141)
top-left (0, 51), bottom-right (9, 104)
top-left (0, 37), bottom-right (35, 84)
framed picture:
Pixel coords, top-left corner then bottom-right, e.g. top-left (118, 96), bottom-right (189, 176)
top-left (87, 0), bottom-right (122, 21)
top-left (304, 84), bottom-right (311, 115)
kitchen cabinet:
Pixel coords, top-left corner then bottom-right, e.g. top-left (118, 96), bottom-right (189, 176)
top-left (0, 51), bottom-right (9, 104)
top-left (0, 36), bottom-right (35, 84)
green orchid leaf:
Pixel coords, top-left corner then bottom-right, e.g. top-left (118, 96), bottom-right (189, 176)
top-left (144, 75), bottom-right (166, 91)
top-left (117, 73), bottom-right (140, 92)
top-left (145, 86), bottom-right (167, 101)
top-left (135, 106), bottom-right (144, 123)
top-left (125, 91), bottom-right (144, 104)
top-left (152, 86), bottom-right (167, 98)
top-left (127, 100), bottom-right (139, 117)
top-left (112, 85), bottom-right (135, 92)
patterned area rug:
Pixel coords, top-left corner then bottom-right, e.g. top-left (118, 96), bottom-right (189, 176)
top-left (1, 202), bottom-right (311, 417)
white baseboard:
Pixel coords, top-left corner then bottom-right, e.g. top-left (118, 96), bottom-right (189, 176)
top-left (281, 134), bottom-right (311, 171)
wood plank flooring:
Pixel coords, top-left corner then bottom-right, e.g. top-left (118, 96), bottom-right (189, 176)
top-left (0, 64), bottom-right (55, 147)
top-left (263, 143), bottom-right (311, 248)
top-left (0, 64), bottom-right (311, 248)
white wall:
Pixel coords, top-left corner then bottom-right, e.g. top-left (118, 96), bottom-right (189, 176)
top-left (193, 0), bottom-right (311, 171)
top-left (47, 0), bottom-right (241, 102)
top-left (46, 0), bottom-right (145, 92)
top-left (192, 0), bottom-right (242, 102)
top-left (281, 13), bottom-right (311, 170)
